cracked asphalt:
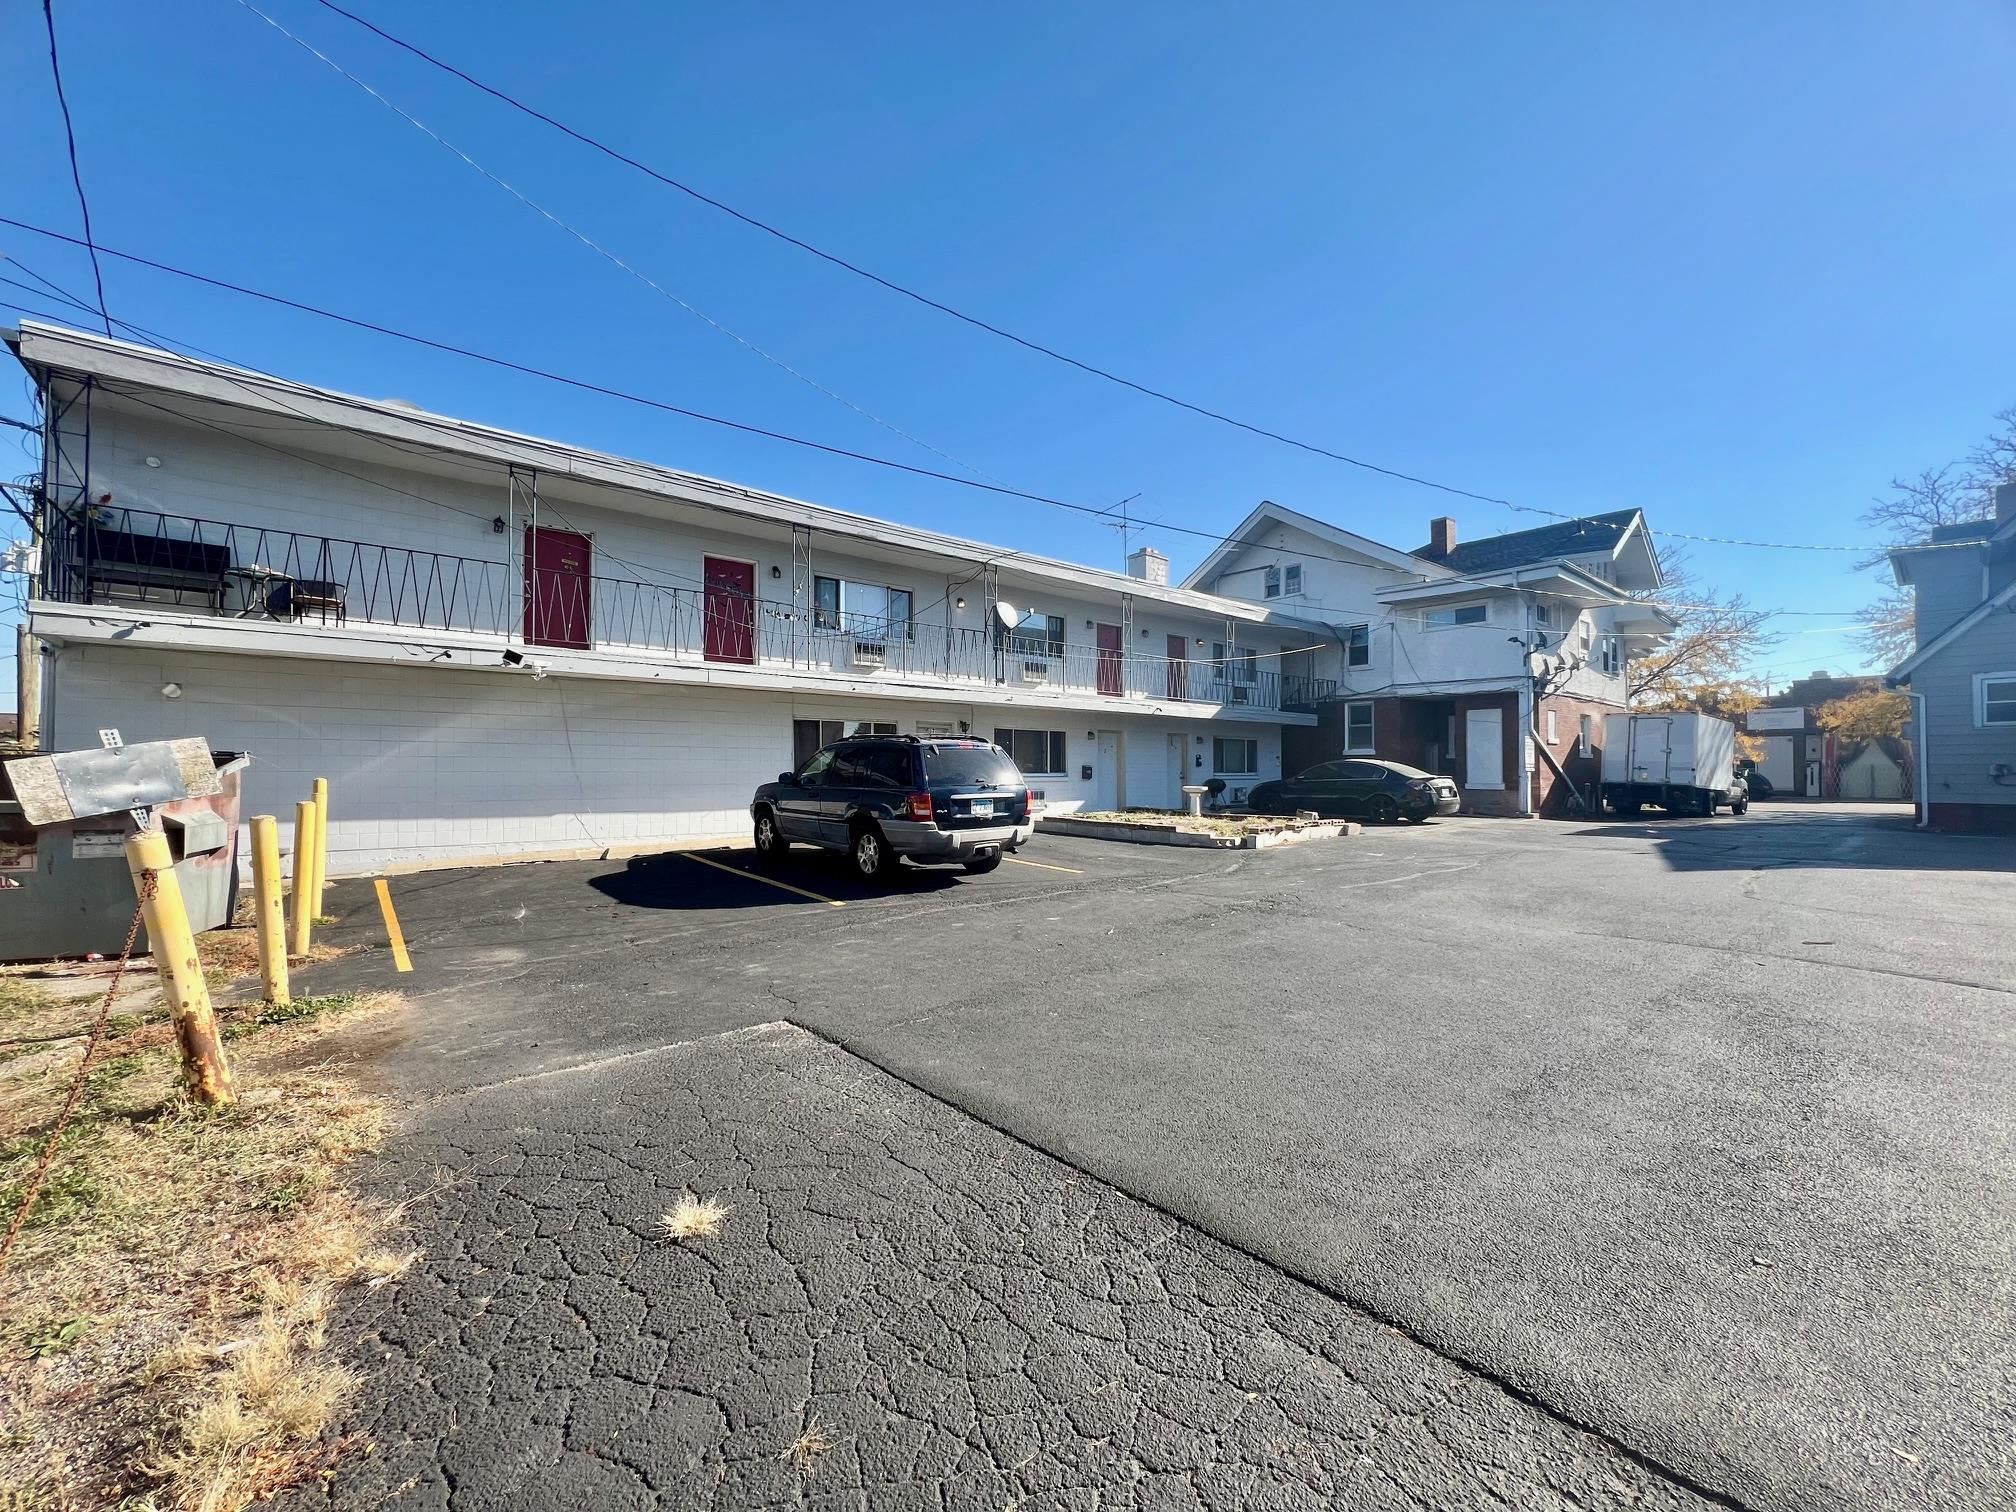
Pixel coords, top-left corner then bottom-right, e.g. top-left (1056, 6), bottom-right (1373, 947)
top-left (305, 1023), bottom-right (1710, 1511)
top-left (302, 804), bottom-right (2016, 1511)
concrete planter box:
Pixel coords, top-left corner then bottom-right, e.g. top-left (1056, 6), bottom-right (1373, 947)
top-left (1037, 815), bottom-right (1359, 850)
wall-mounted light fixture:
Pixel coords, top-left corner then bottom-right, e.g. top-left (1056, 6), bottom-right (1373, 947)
top-left (144, 456), bottom-right (162, 469)
top-left (160, 681), bottom-right (183, 700)
top-left (770, 564), bottom-right (782, 579)
top-left (955, 596), bottom-right (967, 610)
top-left (491, 516), bottom-right (507, 534)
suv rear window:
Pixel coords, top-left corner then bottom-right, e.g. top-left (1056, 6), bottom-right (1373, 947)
top-left (923, 746), bottom-right (1020, 786)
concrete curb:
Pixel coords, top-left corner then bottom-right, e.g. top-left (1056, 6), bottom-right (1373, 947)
top-left (1037, 815), bottom-right (1360, 849)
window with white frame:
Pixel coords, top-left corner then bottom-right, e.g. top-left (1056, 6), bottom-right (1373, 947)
top-left (994, 728), bottom-right (1067, 775)
top-left (1263, 565), bottom-right (1282, 599)
top-left (1545, 708), bottom-right (1558, 744)
top-left (1597, 636), bottom-right (1623, 675)
top-left (1213, 737), bottom-right (1259, 774)
top-left (1424, 602), bottom-right (1488, 628)
top-left (1977, 673), bottom-right (2016, 726)
top-left (1344, 623), bottom-right (1370, 667)
top-left (1344, 700), bottom-right (1374, 752)
top-left (814, 576), bottom-right (914, 639)
top-left (1284, 563), bottom-right (1303, 595)
top-left (1578, 713), bottom-right (1593, 757)
top-left (1003, 609), bottom-right (1065, 658)
top-left (1534, 599), bottom-right (1553, 628)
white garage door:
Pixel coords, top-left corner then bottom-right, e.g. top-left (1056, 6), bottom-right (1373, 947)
top-left (1465, 708), bottom-right (1504, 789)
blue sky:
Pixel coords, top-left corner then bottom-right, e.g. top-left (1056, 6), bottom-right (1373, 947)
top-left (7, 1), bottom-right (2016, 704)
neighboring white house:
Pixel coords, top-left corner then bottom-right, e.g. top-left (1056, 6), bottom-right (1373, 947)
top-left (6, 322), bottom-right (1335, 874)
top-left (1185, 501), bottom-right (1674, 814)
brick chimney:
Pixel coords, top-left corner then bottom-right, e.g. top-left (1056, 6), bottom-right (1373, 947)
top-left (1126, 545), bottom-right (1168, 585)
top-left (1425, 516), bottom-right (1457, 559)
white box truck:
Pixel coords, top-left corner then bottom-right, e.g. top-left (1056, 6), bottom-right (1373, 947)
top-left (1600, 712), bottom-right (1744, 817)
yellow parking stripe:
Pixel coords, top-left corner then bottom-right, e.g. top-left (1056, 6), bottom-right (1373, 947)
top-left (683, 851), bottom-right (847, 907)
top-left (372, 878), bottom-right (413, 972)
top-left (1001, 855), bottom-right (1083, 874)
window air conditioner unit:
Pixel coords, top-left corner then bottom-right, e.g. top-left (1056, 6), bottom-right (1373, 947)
top-left (850, 640), bottom-right (887, 668)
top-left (1020, 659), bottom-right (1052, 683)
top-left (1230, 685), bottom-right (1250, 704)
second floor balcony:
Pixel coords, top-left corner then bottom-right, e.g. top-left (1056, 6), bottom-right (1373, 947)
top-left (36, 505), bottom-right (1335, 717)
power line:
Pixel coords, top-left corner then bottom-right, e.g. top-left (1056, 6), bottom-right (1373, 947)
top-left (3, 214), bottom-right (1964, 575)
top-left (40, 0), bottom-right (111, 336)
top-left (0, 283), bottom-right (1889, 627)
top-left (234, 0), bottom-right (1005, 492)
top-left (298, 0), bottom-right (1944, 561)
top-left (301, 0), bottom-right (1534, 512)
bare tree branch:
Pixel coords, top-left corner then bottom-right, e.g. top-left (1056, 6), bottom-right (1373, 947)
top-left (1630, 551), bottom-right (1777, 704)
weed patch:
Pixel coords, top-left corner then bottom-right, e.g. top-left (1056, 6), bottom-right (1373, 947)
top-left (0, 977), bottom-right (408, 1510)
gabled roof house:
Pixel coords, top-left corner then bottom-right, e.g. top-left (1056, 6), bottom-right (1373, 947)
top-left (1186, 502), bottom-right (1673, 817)
top-left (1884, 484), bottom-right (2016, 832)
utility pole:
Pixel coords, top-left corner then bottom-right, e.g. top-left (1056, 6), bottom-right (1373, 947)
top-left (3, 482), bottom-right (42, 750)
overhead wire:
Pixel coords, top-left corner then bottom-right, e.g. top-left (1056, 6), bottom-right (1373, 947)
top-left (39, 1), bottom-right (111, 336)
top-left (3, 211), bottom-right (1971, 586)
top-left (0, 281), bottom-right (1887, 637)
top-left (294, 0), bottom-right (1962, 562)
top-left (233, 0), bottom-right (1020, 494)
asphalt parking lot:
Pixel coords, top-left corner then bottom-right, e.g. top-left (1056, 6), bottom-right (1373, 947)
top-left (310, 804), bottom-right (2015, 1512)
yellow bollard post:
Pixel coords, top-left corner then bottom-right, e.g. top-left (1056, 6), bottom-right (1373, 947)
top-left (289, 799), bottom-right (317, 958)
top-left (125, 829), bottom-right (235, 1107)
top-left (249, 815), bottom-right (290, 1008)
top-left (310, 776), bottom-right (331, 919)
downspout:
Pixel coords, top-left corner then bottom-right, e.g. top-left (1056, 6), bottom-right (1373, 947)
top-left (1907, 689), bottom-right (1930, 828)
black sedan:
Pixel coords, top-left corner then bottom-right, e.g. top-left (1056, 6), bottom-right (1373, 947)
top-left (1246, 759), bottom-right (1462, 824)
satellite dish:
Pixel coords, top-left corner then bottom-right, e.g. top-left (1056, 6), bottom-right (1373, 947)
top-left (993, 601), bottom-right (1020, 629)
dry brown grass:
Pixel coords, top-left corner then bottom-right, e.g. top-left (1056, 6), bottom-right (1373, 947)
top-left (659, 1192), bottom-right (730, 1241)
top-left (0, 971), bottom-right (408, 1511)
top-left (779, 1418), bottom-right (837, 1470)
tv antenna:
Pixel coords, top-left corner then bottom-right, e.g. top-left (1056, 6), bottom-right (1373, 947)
top-left (1099, 492), bottom-right (1160, 569)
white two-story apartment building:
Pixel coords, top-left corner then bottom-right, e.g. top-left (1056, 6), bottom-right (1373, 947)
top-left (7, 323), bottom-right (1334, 873)
top-left (1186, 501), bottom-right (1674, 815)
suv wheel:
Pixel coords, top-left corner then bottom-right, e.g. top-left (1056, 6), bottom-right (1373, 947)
top-left (851, 824), bottom-right (895, 881)
top-left (753, 809), bottom-right (785, 862)
top-left (963, 850), bottom-right (1002, 875)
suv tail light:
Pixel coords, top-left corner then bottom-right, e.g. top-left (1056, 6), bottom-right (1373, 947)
top-left (904, 792), bottom-right (934, 821)
top-left (1023, 788), bottom-right (1035, 812)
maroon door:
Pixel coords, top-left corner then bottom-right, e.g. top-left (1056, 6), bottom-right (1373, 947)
top-left (703, 556), bottom-right (756, 664)
top-left (523, 526), bottom-right (592, 649)
top-left (1096, 622), bottom-right (1124, 696)
top-left (1166, 634), bottom-right (1189, 700)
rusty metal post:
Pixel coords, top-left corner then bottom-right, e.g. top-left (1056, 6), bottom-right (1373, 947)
top-left (309, 776), bottom-right (330, 917)
top-left (289, 799), bottom-right (317, 957)
top-left (125, 829), bottom-right (235, 1107)
top-left (249, 815), bottom-right (290, 1007)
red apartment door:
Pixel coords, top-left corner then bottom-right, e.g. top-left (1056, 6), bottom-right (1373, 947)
top-left (1096, 622), bottom-right (1124, 696)
top-left (1166, 634), bottom-right (1189, 700)
top-left (703, 555), bottom-right (757, 664)
top-left (523, 526), bottom-right (592, 649)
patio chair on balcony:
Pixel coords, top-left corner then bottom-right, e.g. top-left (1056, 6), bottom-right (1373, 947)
top-left (262, 576), bottom-right (349, 625)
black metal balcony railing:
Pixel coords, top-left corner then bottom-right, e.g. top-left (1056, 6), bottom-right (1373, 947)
top-left (40, 506), bottom-right (1335, 713)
